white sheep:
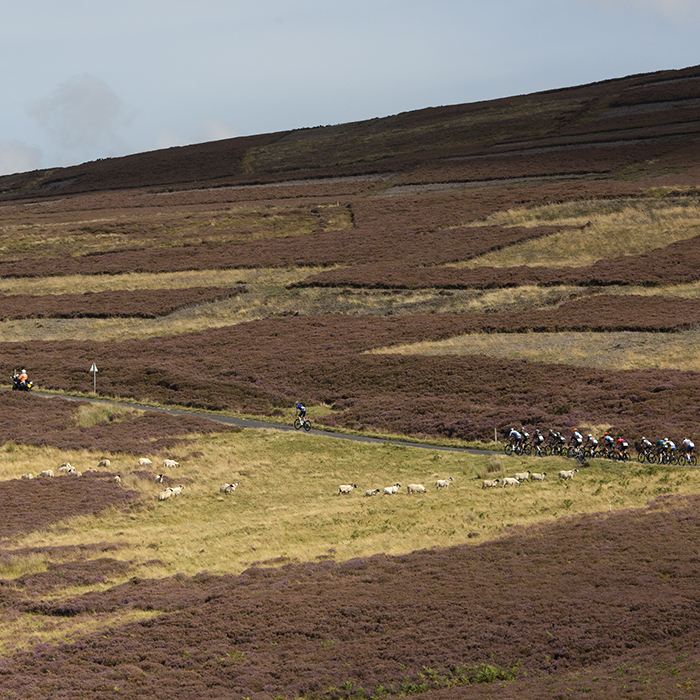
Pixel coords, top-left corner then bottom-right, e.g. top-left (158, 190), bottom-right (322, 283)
top-left (169, 485), bottom-right (184, 496)
top-left (364, 488), bottom-right (380, 497)
top-left (59, 463), bottom-right (76, 474)
top-left (220, 482), bottom-right (239, 494)
top-left (113, 475), bottom-right (122, 485)
top-left (383, 483), bottom-right (401, 495)
top-left (38, 470), bottom-right (54, 478)
top-left (337, 484), bottom-right (358, 495)
top-left (155, 474), bottom-right (164, 483)
top-left (97, 458), bottom-right (111, 469)
top-left (531, 472), bottom-right (547, 481)
top-left (407, 483), bottom-right (427, 494)
top-left (84, 467), bottom-right (96, 474)
top-left (558, 469), bottom-right (579, 480)
top-left (482, 478), bottom-right (500, 488)
top-left (435, 477), bottom-right (454, 489)
top-left (21, 473), bottom-right (34, 480)
top-left (163, 459), bottom-right (180, 469)
top-left (158, 488), bottom-right (173, 501)
top-left (501, 477), bottom-right (521, 488)
top-left (138, 458), bottom-right (153, 467)
top-left (514, 471), bottom-right (530, 482)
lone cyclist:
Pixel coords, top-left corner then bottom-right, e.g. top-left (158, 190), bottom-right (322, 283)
top-left (295, 400), bottom-right (307, 422)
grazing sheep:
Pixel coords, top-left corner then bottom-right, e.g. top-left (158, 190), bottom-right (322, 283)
top-left (158, 488), bottom-right (173, 501)
top-left (97, 458), bottom-right (111, 469)
top-left (337, 484), bottom-right (358, 495)
top-left (514, 471), bottom-right (530, 482)
top-left (558, 469), bottom-right (579, 481)
top-left (531, 472), bottom-right (547, 481)
top-left (220, 482), bottom-right (239, 494)
top-left (364, 488), bottom-right (380, 497)
top-left (84, 467), bottom-right (96, 474)
top-left (21, 473), bottom-right (34, 480)
top-left (383, 483), bottom-right (401, 495)
top-left (138, 458), bottom-right (153, 467)
top-left (113, 475), bottom-right (121, 485)
top-left (501, 477), bottom-right (521, 488)
top-left (38, 470), bottom-right (54, 478)
top-left (482, 478), bottom-right (500, 488)
top-left (155, 474), bottom-right (164, 483)
top-left (169, 485), bottom-right (184, 496)
top-left (407, 483), bottom-right (427, 494)
top-left (59, 463), bottom-right (76, 474)
top-left (435, 477), bottom-right (454, 489)
top-left (163, 459), bottom-right (180, 469)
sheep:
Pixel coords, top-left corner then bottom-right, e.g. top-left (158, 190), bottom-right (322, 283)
top-left (158, 488), bottom-right (173, 501)
top-left (364, 488), bottom-right (380, 497)
top-left (482, 478), bottom-right (500, 488)
top-left (155, 474), bottom-right (164, 483)
top-left (37, 470), bottom-right (54, 478)
top-left (97, 458), bottom-right (111, 469)
top-left (59, 463), bottom-right (76, 474)
top-left (383, 483), bottom-right (401, 495)
top-left (530, 472), bottom-right (547, 481)
top-left (169, 485), bottom-right (184, 496)
top-left (113, 475), bottom-right (122, 485)
top-left (138, 458), bottom-right (153, 467)
top-left (501, 477), bottom-right (521, 488)
top-left (220, 482), bottom-right (239, 494)
top-left (21, 473), bottom-right (34, 480)
top-left (558, 469), bottom-right (579, 481)
top-left (84, 467), bottom-right (96, 474)
top-left (435, 477), bottom-right (454, 489)
top-left (337, 484), bottom-right (358, 495)
top-left (407, 483), bottom-right (427, 494)
top-left (163, 459), bottom-right (180, 469)
top-left (514, 471), bottom-right (530, 482)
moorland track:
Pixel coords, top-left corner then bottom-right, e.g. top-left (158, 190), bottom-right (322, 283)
top-left (22, 388), bottom-right (492, 456)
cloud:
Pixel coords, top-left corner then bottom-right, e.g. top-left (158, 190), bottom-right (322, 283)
top-left (26, 74), bottom-right (129, 163)
top-left (202, 117), bottom-right (237, 142)
top-left (0, 140), bottom-right (42, 176)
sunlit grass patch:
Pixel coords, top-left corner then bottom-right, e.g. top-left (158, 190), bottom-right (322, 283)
top-left (368, 329), bottom-right (700, 372)
top-left (461, 198), bottom-right (700, 269)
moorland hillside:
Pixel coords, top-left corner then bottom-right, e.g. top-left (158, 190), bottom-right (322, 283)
top-left (1, 64), bottom-right (700, 699)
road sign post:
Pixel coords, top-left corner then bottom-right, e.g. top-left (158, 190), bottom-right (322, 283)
top-left (90, 363), bottom-right (98, 393)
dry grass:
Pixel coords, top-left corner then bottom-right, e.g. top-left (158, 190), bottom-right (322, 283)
top-left (460, 198), bottom-right (700, 269)
top-left (368, 329), bottom-right (700, 372)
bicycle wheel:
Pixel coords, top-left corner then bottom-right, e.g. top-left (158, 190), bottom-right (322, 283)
top-left (504, 444), bottom-right (513, 456)
top-left (293, 418), bottom-right (301, 430)
top-left (543, 445), bottom-right (552, 456)
top-left (523, 444), bottom-right (532, 456)
top-left (637, 452), bottom-right (646, 463)
top-left (303, 420), bottom-right (311, 432)
top-left (690, 455), bottom-right (698, 467)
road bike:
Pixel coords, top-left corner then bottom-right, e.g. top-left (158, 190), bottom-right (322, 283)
top-left (294, 416), bottom-right (311, 432)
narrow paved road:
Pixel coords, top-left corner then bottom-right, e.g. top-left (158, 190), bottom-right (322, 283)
top-left (24, 388), bottom-right (493, 456)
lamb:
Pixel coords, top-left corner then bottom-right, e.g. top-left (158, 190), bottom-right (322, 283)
top-left (220, 482), bottom-right (239, 494)
top-left (337, 484), bottom-right (358, 495)
top-left (514, 471), bottom-right (530, 482)
top-left (113, 475), bottom-right (122, 485)
top-left (558, 469), bottom-right (579, 480)
top-left (364, 488), bottom-right (380, 497)
top-left (163, 459), bottom-right (180, 469)
top-left (158, 488), bottom-right (173, 501)
top-left (383, 483), bottom-right (401, 495)
top-left (407, 483), bottom-right (427, 494)
top-left (97, 458), bottom-right (111, 469)
top-left (435, 477), bottom-right (454, 489)
top-left (38, 470), bottom-right (54, 478)
top-left (21, 473), bottom-right (34, 480)
top-left (482, 478), bottom-right (500, 488)
top-left (530, 472), bottom-right (547, 481)
top-left (138, 458), bottom-right (153, 467)
top-left (501, 477), bottom-right (521, 488)
top-left (155, 474), bottom-right (164, 483)
top-left (169, 485), bottom-right (184, 496)
top-left (59, 463), bottom-right (76, 474)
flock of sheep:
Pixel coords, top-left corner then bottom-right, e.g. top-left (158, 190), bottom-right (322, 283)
top-left (482, 468), bottom-right (579, 488)
top-left (338, 477), bottom-right (454, 497)
top-left (19, 455), bottom-right (240, 502)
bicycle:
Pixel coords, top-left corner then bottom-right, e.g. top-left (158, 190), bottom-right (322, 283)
top-left (294, 417), bottom-right (311, 432)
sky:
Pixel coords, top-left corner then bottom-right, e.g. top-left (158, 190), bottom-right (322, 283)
top-left (1, 0), bottom-right (699, 176)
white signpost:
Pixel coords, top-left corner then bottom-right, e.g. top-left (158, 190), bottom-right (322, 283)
top-left (90, 362), bottom-right (98, 393)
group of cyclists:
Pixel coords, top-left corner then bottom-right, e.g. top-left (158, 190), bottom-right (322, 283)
top-left (505, 426), bottom-right (696, 465)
